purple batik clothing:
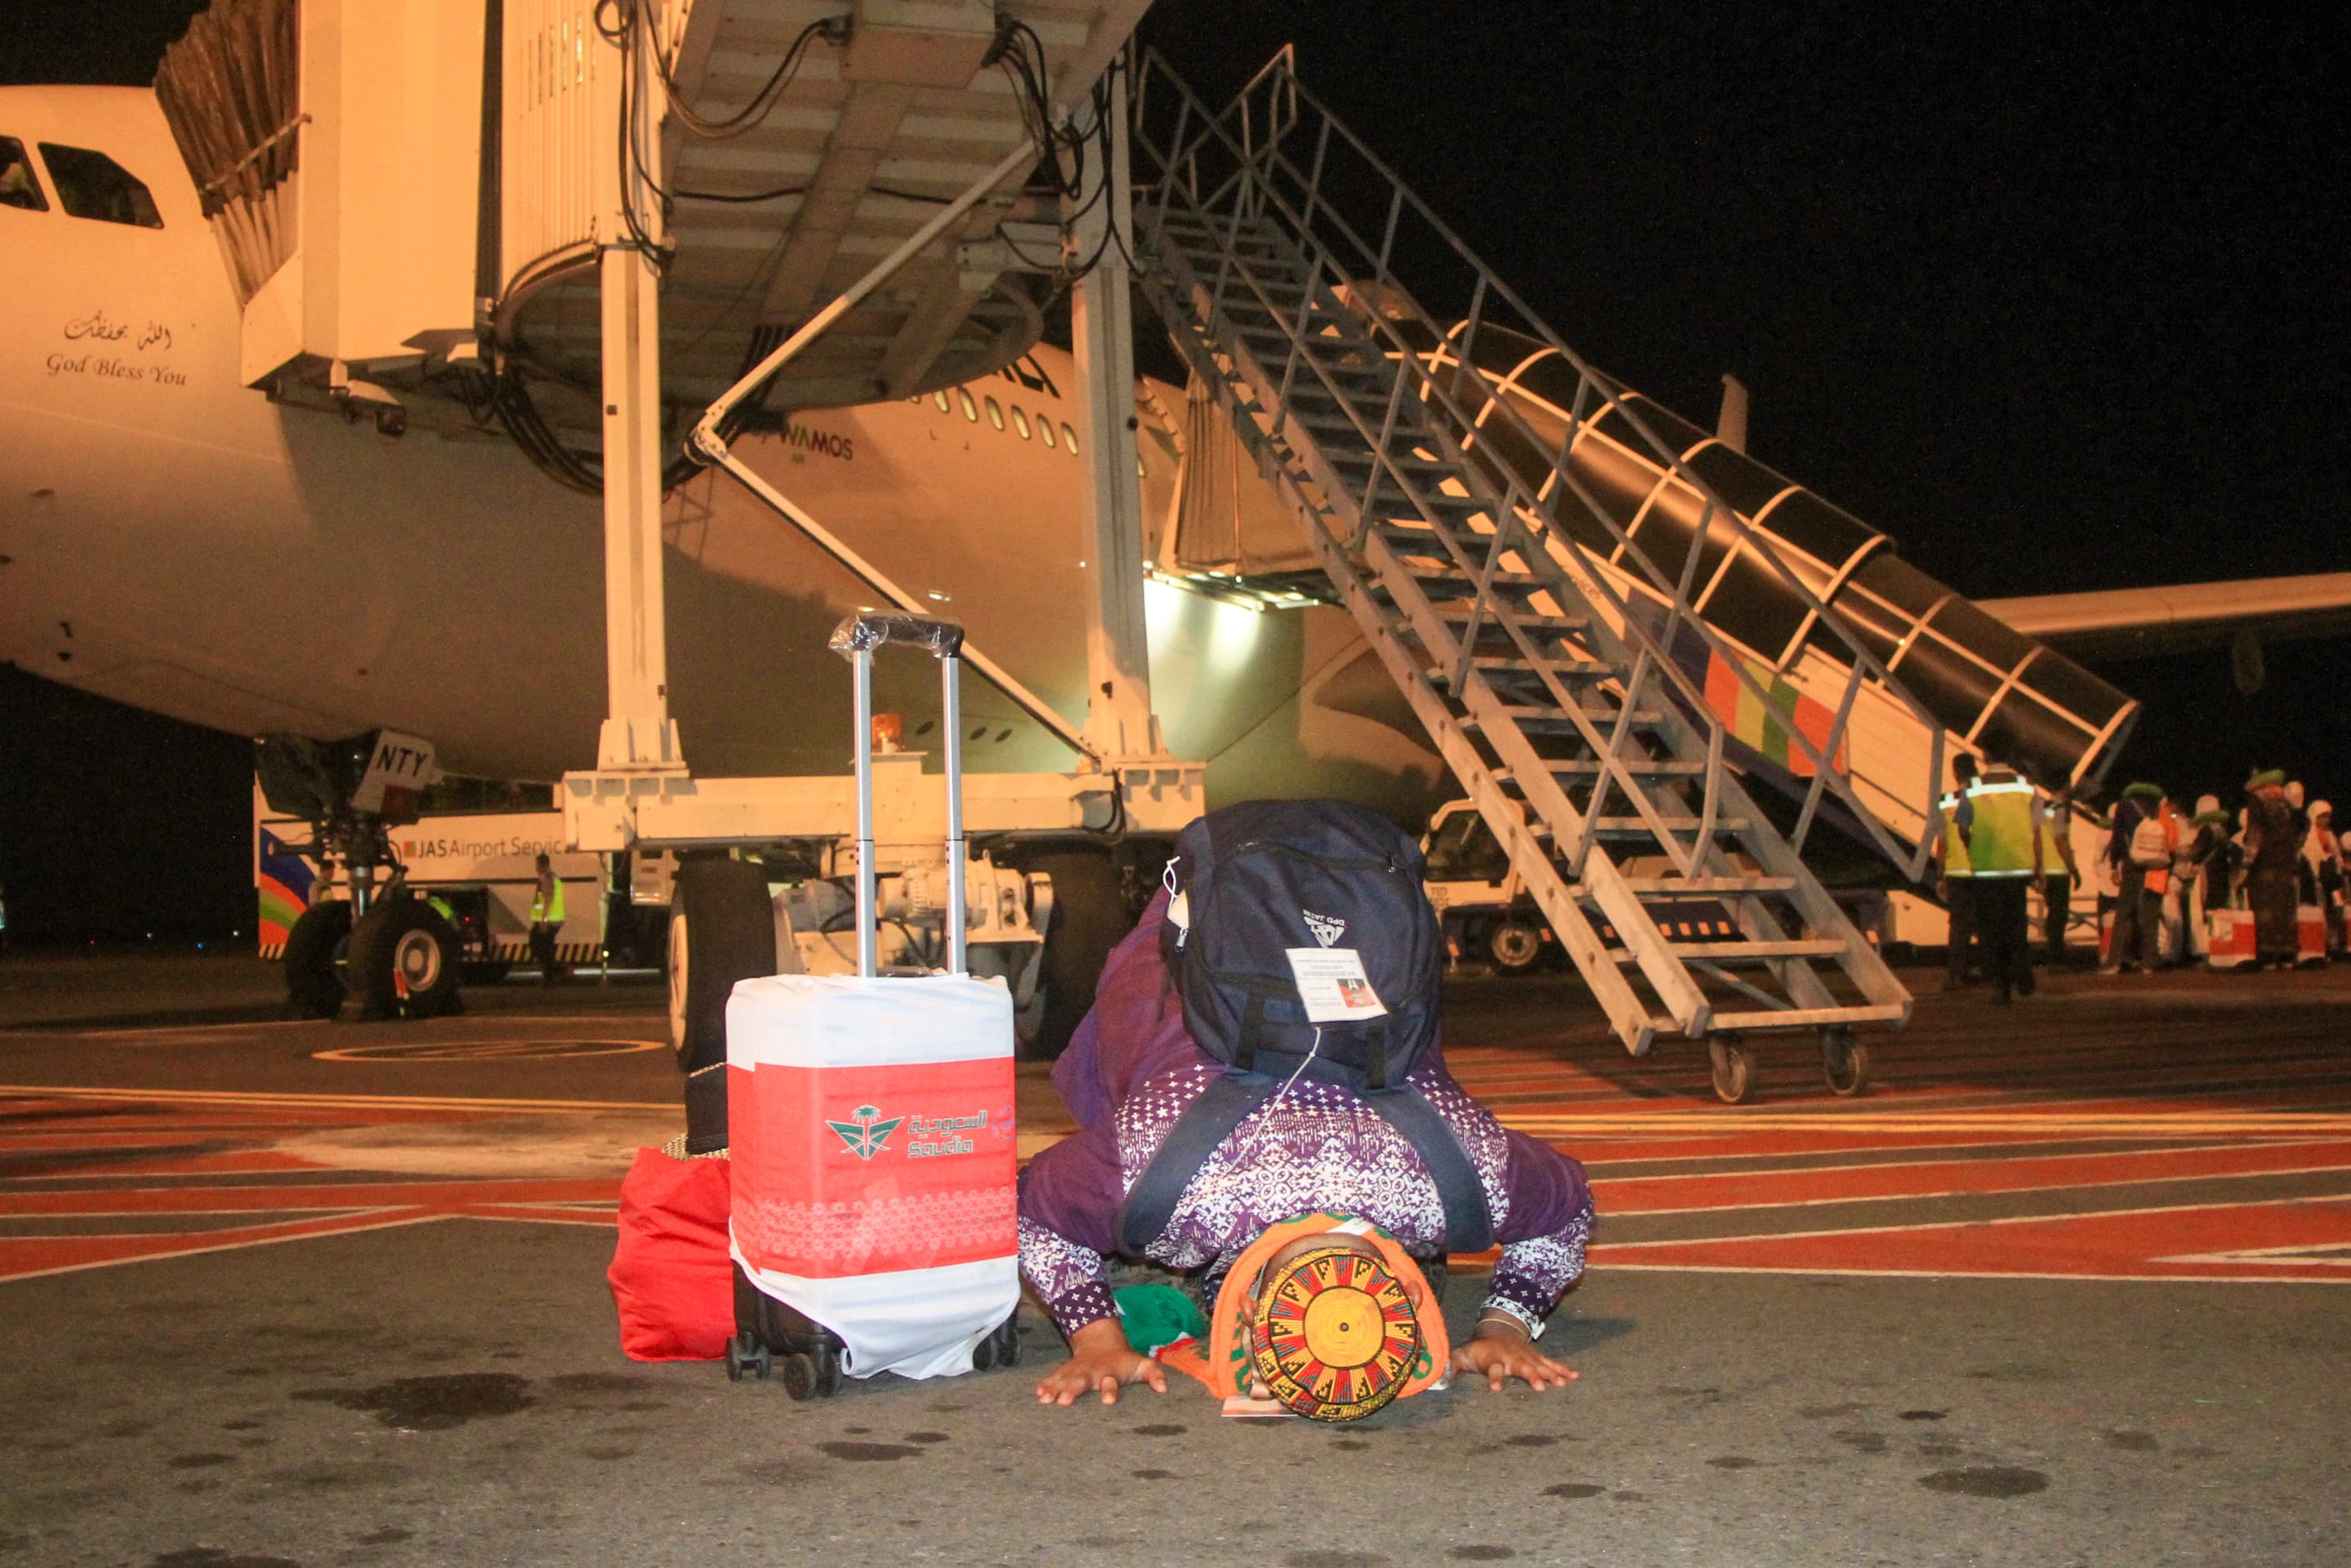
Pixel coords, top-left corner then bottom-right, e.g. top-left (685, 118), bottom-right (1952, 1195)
top-left (1019, 893), bottom-right (1595, 1340)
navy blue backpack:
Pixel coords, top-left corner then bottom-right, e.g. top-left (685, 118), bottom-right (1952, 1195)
top-left (1115, 799), bottom-right (1495, 1254)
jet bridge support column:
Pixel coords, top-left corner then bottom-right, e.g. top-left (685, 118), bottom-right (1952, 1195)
top-left (1069, 60), bottom-right (1161, 761)
top-left (595, 22), bottom-right (682, 774)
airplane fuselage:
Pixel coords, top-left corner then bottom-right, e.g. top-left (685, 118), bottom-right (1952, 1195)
top-left (0, 86), bottom-right (1440, 816)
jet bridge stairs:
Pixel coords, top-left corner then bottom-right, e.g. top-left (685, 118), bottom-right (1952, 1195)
top-left (1129, 53), bottom-right (1924, 1101)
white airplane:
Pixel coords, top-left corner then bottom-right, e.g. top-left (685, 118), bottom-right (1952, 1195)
top-left (1, 84), bottom-right (1428, 818)
top-left (8, 83), bottom-right (2349, 881)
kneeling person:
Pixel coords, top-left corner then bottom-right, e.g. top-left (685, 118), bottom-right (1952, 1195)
top-left (1020, 879), bottom-right (1592, 1414)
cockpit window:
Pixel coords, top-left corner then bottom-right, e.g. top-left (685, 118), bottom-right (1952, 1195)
top-left (0, 137), bottom-right (46, 212)
top-left (37, 143), bottom-right (163, 227)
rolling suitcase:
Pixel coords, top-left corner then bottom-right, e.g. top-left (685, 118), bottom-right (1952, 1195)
top-left (723, 612), bottom-right (1020, 1396)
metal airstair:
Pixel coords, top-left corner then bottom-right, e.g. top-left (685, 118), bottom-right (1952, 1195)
top-left (1129, 51), bottom-right (1933, 1098)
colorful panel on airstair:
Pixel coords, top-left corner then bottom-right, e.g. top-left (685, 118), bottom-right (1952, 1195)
top-left (1701, 651), bottom-right (1848, 778)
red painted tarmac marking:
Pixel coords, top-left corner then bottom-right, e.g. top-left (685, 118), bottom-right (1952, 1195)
top-left (1590, 1138), bottom-right (2351, 1214)
top-left (7, 1149), bottom-right (324, 1178)
top-left (1559, 1130), bottom-right (2089, 1164)
top-left (1592, 1196), bottom-right (2351, 1283)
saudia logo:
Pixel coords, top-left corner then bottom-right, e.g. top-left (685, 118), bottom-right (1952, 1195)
top-left (1302, 910), bottom-right (1347, 948)
top-left (825, 1106), bottom-right (996, 1160)
top-left (826, 1105), bottom-right (904, 1160)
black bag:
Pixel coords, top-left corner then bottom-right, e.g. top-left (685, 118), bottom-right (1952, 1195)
top-left (1116, 799), bottom-right (1494, 1254)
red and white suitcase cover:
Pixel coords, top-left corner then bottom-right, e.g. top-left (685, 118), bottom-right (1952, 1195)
top-left (726, 971), bottom-right (1017, 1379)
top-left (2297, 906), bottom-right (2331, 965)
top-left (2205, 909), bottom-right (2256, 969)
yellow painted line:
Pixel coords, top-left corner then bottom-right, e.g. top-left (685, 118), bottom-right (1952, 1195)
top-left (0, 1085), bottom-right (676, 1116)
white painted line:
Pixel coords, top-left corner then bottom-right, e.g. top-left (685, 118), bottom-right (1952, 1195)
top-left (1597, 1160), bottom-right (2351, 1218)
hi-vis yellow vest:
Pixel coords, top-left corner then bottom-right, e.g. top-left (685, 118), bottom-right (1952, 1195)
top-left (1940, 792), bottom-right (1974, 877)
top-left (531, 876), bottom-right (565, 925)
top-left (1965, 775), bottom-right (2039, 876)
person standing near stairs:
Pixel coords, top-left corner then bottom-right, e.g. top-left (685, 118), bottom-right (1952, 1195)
top-left (1962, 765), bottom-right (2043, 1003)
top-left (1935, 755), bottom-right (1983, 988)
top-left (529, 852), bottom-right (568, 985)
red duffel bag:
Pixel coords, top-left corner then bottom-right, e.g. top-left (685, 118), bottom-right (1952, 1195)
top-left (607, 1147), bottom-right (734, 1361)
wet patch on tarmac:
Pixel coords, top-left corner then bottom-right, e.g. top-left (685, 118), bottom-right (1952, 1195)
top-left (1918, 1466), bottom-right (2050, 1498)
top-left (903, 1432), bottom-right (950, 1444)
top-left (2103, 1429), bottom-right (2159, 1452)
top-left (578, 1446), bottom-right (636, 1461)
top-left (1446, 1548), bottom-right (1515, 1561)
top-left (1800, 1401), bottom-right (1868, 1419)
top-left (1706, 1455), bottom-right (1759, 1469)
top-left (1831, 1429), bottom-right (1888, 1454)
top-left (1332, 1438), bottom-right (1370, 1451)
top-left (168, 1453), bottom-right (237, 1468)
top-left (1898, 1409), bottom-right (1949, 1420)
top-left (1131, 1468), bottom-right (1176, 1480)
top-left (291, 1373), bottom-right (534, 1431)
top-left (352, 1530), bottom-right (411, 1546)
top-left (1503, 1433), bottom-right (1559, 1448)
top-left (1131, 1422), bottom-right (1187, 1436)
top-left (818, 1441), bottom-right (920, 1462)
top-left (1541, 1483), bottom-right (1606, 1499)
top-left (102, 1418), bottom-right (155, 1438)
top-left (1282, 1552), bottom-right (1390, 1568)
top-left (147, 1551), bottom-right (302, 1568)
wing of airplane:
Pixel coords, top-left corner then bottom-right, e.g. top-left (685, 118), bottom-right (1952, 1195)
top-left (1978, 572), bottom-right (2351, 662)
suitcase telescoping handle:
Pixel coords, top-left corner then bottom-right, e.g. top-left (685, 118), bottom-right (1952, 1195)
top-left (827, 612), bottom-right (969, 979)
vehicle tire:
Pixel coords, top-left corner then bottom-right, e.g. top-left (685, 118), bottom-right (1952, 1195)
top-left (1822, 1027), bottom-right (1871, 1097)
top-left (1487, 919), bottom-right (1545, 976)
top-left (1707, 1033), bottom-right (1756, 1106)
top-left (671, 858), bottom-right (777, 1075)
top-left (778, 1352), bottom-right (817, 1401)
top-left (348, 898), bottom-right (463, 1019)
top-left (1025, 850), bottom-right (1124, 1061)
top-left (283, 899), bottom-right (352, 1020)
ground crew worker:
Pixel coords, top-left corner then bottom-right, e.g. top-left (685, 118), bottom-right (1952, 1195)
top-left (2035, 784), bottom-right (2081, 964)
top-left (1935, 755), bottom-right (1982, 988)
top-left (529, 853), bottom-right (567, 984)
top-left (2304, 800), bottom-right (2342, 957)
top-left (1961, 764), bottom-right (2042, 1003)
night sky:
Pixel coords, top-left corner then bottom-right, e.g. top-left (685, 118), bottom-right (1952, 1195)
top-left (2, 2), bottom-right (2344, 944)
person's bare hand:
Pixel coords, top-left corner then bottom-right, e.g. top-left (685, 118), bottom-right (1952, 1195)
top-left (1451, 1321), bottom-right (1577, 1392)
top-left (1036, 1319), bottom-right (1169, 1407)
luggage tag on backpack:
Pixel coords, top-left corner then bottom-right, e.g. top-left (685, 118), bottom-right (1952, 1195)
top-left (1165, 858), bottom-right (1190, 949)
top-left (1283, 947), bottom-right (1388, 1022)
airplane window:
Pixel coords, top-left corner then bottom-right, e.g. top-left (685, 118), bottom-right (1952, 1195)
top-left (1011, 406), bottom-right (1030, 439)
top-left (985, 395), bottom-right (1004, 430)
top-left (957, 387), bottom-right (978, 421)
top-left (1060, 422), bottom-right (1078, 454)
top-left (1039, 419), bottom-right (1056, 450)
top-left (38, 143), bottom-right (162, 227)
top-left (932, 390), bottom-right (950, 412)
top-left (1, 138), bottom-right (47, 211)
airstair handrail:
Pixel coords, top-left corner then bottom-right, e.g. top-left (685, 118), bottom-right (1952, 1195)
top-left (1132, 50), bottom-right (1947, 879)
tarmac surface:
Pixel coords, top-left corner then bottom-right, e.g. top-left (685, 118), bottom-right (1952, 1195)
top-left (2, 949), bottom-right (2348, 1566)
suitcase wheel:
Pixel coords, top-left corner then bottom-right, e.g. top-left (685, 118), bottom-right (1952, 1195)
top-left (781, 1342), bottom-right (843, 1401)
top-left (725, 1331), bottom-right (772, 1383)
top-left (973, 1316), bottom-right (1020, 1373)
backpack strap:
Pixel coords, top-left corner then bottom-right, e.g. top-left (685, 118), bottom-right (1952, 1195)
top-left (1116, 1072), bottom-right (1281, 1253)
top-left (1113, 1072), bottom-right (1498, 1256)
top-left (1364, 1088), bottom-right (1495, 1254)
